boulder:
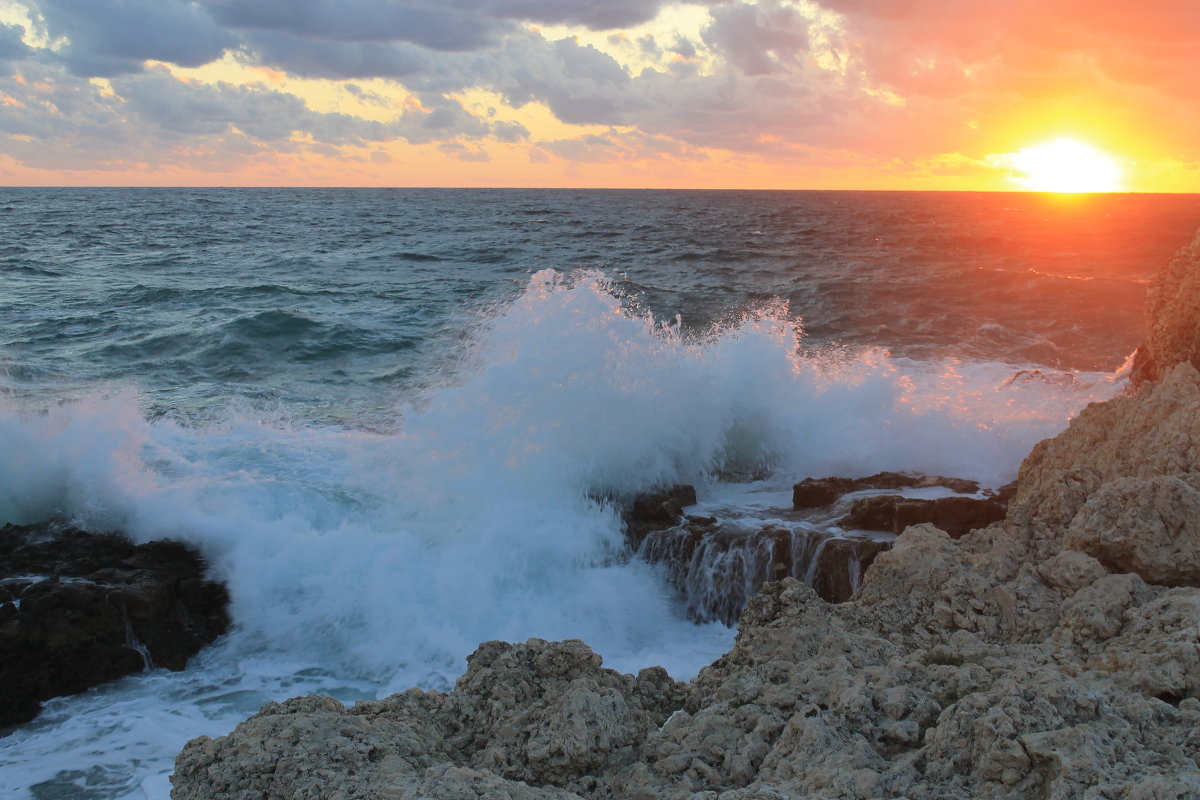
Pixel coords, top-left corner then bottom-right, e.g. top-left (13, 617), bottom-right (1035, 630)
top-left (172, 638), bottom-right (684, 800)
top-left (1008, 362), bottom-right (1200, 550)
top-left (0, 522), bottom-right (229, 729)
top-left (1064, 475), bottom-right (1200, 586)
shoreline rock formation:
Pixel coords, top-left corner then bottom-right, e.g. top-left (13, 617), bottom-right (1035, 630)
top-left (0, 522), bottom-right (230, 730)
top-left (171, 233), bottom-right (1200, 798)
top-left (629, 471), bottom-right (1009, 622)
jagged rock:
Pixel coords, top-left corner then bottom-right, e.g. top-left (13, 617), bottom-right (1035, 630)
top-left (1009, 362), bottom-right (1200, 553)
top-left (1064, 475), bottom-right (1200, 586)
top-left (1, 522), bottom-right (229, 729)
top-left (839, 494), bottom-right (1008, 538)
top-left (792, 472), bottom-right (980, 510)
top-left (173, 638), bottom-right (684, 799)
top-left (1131, 228), bottom-right (1200, 387)
top-left (629, 485), bottom-right (697, 525)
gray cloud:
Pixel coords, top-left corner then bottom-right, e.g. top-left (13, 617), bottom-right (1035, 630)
top-left (201, 0), bottom-right (502, 51)
top-left (487, 0), bottom-right (666, 30)
top-left (244, 31), bottom-right (428, 80)
top-left (541, 128), bottom-right (709, 163)
top-left (33, 0), bottom-right (235, 76)
top-left (112, 67), bottom-right (393, 144)
top-left (478, 34), bottom-right (637, 126)
top-left (0, 23), bottom-right (31, 62)
top-left (702, 1), bottom-right (810, 76)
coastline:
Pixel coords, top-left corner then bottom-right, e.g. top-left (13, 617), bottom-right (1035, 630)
top-left (167, 234), bottom-right (1200, 799)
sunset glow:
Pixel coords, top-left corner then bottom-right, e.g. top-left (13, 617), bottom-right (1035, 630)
top-left (0, 1), bottom-right (1196, 190)
top-left (1007, 140), bottom-right (1123, 193)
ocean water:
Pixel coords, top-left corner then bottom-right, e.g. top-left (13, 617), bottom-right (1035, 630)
top-left (1, 188), bottom-right (1198, 799)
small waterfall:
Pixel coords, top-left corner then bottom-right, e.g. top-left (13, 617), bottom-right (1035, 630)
top-left (121, 608), bottom-right (154, 672)
top-left (638, 522), bottom-right (892, 625)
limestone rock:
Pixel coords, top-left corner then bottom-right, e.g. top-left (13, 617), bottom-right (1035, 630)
top-left (1131, 228), bottom-right (1200, 386)
top-left (638, 521), bottom-right (891, 624)
top-left (624, 485), bottom-right (698, 549)
top-left (1008, 362), bottom-right (1200, 546)
top-left (1065, 475), bottom-right (1200, 586)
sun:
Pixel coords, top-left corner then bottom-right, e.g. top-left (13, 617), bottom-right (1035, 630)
top-left (1006, 139), bottom-right (1123, 193)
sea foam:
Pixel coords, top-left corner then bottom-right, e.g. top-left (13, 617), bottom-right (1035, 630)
top-left (0, 269), bottom-right (1123, 799)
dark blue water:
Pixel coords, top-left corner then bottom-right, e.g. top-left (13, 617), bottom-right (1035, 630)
top-left (1, 188), bottom-right (1197, 800)
top-left (6, 189), bottom-right (1197, 423)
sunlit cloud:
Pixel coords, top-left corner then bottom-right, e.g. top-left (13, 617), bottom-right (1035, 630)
top-left (0, 0), bottom-right (1197, 188)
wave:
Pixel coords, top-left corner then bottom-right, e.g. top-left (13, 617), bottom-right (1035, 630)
top-left (0, 267), bottom-right (1126, 798)
top-left (1, 267), bottom-right (1123, 667)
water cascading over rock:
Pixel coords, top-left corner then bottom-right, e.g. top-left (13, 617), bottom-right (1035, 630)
top-left (628, 473), bottom-right (1009, 624)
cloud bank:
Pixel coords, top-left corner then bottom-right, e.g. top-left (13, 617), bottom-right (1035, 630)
top-left (0, 0), bottom-right (1196, 187)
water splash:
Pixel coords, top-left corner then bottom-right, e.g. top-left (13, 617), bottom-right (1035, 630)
top-left (0, 268), bottom-right (1123, 799)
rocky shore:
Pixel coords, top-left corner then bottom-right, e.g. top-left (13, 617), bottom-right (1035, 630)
top-left (170, 232), bottom-right (1200, 799)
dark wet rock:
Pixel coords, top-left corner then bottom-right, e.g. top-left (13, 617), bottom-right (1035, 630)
top-left (792, 472), bottom-right (980, 510)
top-left (0, 522), bottom-right (229, 729)
top-left (638, 521), bottom-right (891, 622)
top-left (624, 485), bottom-right (697, 548)
top-left (791, 477), bottom-right (858, 509)
top-left (809, 536), bottom-right (894, 603)
top-left (839, 494), bottom-right (1008, 539)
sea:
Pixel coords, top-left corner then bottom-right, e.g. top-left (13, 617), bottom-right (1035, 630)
top-left (2, 188), bottom-right (1198, 799)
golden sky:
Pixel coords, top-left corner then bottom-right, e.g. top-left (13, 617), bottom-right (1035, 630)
top-left (0, 0), bottom-right (1197, 190)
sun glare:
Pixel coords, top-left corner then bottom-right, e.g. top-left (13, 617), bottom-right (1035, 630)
top-left (1007, 139), bottom-right (1123, 193)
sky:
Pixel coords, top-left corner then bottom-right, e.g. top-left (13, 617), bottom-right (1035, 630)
top-left (0, 0), bottom-right (1198, 190)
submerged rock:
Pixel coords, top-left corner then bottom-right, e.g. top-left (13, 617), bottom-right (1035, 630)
top-left (0, 522), bottom-right (229, 729)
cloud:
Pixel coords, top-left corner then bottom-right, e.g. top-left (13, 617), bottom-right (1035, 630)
top-left (201, 0), bottom-right (503, 51)
top-left (541, 128), bottom-right (709, 163)
top-left (33, 0), bottom-right (235, 76)
top-left (0, 23), bottom-right (31, 62)
top-left (246, 31), bottom-right (428, 80)
top-left (438, 141), bottom-right (489, 161)
top-left (487, 0), bottom-right (668, 30)
top-left (109, 67), bottom-right (402, 146)
top-left (2, 0), bottom-right (1199, 183)
top-left (702, 1), bottom-right (810, 76)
